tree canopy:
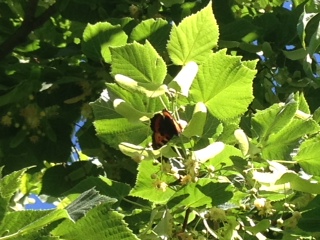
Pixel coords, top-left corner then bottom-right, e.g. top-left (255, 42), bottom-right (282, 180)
top-left (1, 0), bottom-right (320, 239)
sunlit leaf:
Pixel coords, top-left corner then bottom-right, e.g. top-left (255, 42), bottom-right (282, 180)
top-left (82, 22), bottom-right (128, 63)
top-left (294, 136), bottom-right (320, 176)
top-left (129, 161), bottom-right (176, 204)
top-left (111, 41), bottom-right (166, 84)
top-left (167, 1), bottom-right (219, 65)
top-left (190, 49), bottom-right (257, 120)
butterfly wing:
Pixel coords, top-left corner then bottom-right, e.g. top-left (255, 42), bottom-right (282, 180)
top-left (150, 110), bottom-right (182, 149)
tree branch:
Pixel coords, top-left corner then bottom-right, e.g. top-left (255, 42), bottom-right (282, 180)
top-left (0, 1), bottom-right (57, 60)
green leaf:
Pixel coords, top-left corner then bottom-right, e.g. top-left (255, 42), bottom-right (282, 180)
top-left (0, 209), bottom-right (70, 239)
top-left (282, 48), bottom-right (307, 60)
top-left (0, 167), bottom-right (30, 200)
top-left (94, 118), bottom-right (148, 149)
top-left (65, 188), bottom-right (116, 221)
top-left (169, 179), bottom-right (233, 209)
top-left (252, 97), bottom-right (298, 144)
top-left (152, 209), bottom-right (173, 238)
top-left (167, 1), bottom-right (219, 65)
top-left (130, 18), bottom-right (171, 54)
top-left (51, 204), bottom-right (138, 240)
top-left (313, 107), bottom-right (320, 123)
top-left (299, 206), bottom-right (320, 232)
top-left (82, 22), bottom-right (128, 63)
top-left (204, 145), bottom-right (244, 172)
top-left (276, 172), bottom-right (320, 194)
top-left (308, 20), bottom-right (320, 56)
top-left (297, 3), bottom-right (318, 49)
top-left (297, 92), bottom-right (310, 114)
top-left (262, 118), bottom-right (320, 159)
top-left (0, 167), bottom-right (31, 223)
top-left (129, 161), bottom-right (176, 204)
top-left (197, 180), bottom-right (233, 206)
top-left (190, 50), bottom-right (257, 120)
top-left (111, 41), bottom-right (167, 84)
top-left (294, 136), bottom-right (320, 176)
top-left (40, 161), bottom-right (101, 197)
top-left (90, 94), bottom-right (152, 149)
top-left (107, 82), bottom-right (167, 113)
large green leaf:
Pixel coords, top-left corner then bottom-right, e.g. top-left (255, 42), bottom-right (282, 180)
top-left (262, 118), bottom-right (319, 159)
top-left (252, 98), bottom-right (298, 144)
top-left (0, 209), bottom-right (70, 239)
top-left (82, 22), bottom-right (128, 63)
top-left (94, 118), bottom-right (148, 149)
top-left (90, 93), bottom-right (151, 149)
top-left (51, 203), bottom-right (138, 240)
top-left (167, 1), bottom-right (219, 65)
top-left (0, 167), bottom-right (29, 200)
top-left (110, 41), bottom-right (167, 84)
top-left (189, 49), bottom-right (257, 120)
top-left (297, 2), bottom-right (318, 49)
top-left (130, 18), bottom-right (171, 54)
top-left (0, 167), bottom-right (30, 222)
top-left (294, 136), bottom-right (320, 176)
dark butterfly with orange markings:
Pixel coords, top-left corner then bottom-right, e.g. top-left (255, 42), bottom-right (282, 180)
top-left (150, 109), bottom-right (182, 149)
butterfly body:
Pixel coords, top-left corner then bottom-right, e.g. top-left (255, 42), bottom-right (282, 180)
top-left (150, 109), bottom-right (182, 149)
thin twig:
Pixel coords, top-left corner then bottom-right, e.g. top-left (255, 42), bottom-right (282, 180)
top-left (182, 208), bottom-right (191, 231)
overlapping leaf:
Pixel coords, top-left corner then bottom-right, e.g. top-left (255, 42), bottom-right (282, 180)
top-left (111, 41), bottom-right (166, 84)
top-left (82, 22), bottom-right (128, 63)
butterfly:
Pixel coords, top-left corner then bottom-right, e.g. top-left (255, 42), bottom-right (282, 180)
top-left (150, 109), bottom-right (183, 149)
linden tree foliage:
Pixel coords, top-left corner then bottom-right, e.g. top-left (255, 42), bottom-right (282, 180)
top-left (1, 0), bottom-right (320, 239)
